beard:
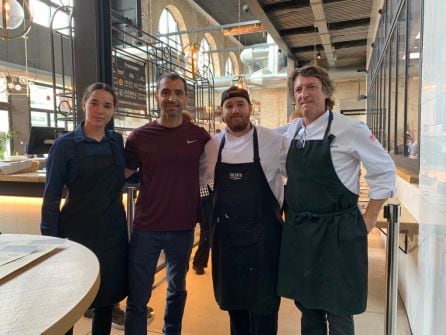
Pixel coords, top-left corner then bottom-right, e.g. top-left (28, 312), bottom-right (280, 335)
top-left (225, 115), bottom-right (251, 132)
top-left (162, 102), bottom-right (182, 117)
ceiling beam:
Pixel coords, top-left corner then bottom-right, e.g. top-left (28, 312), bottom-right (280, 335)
top-left (245, 0), bottom-right (295, 60)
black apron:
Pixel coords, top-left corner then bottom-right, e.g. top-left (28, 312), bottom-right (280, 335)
top-left (59, 137), bottom-right (128, 308)
top-left (277, 111), bottom-right (368, 316)
top-left (211, 127), bottom-right (282, 314)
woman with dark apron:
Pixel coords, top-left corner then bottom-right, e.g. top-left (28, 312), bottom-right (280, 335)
top-left (41, 83), bottom-right (128, 335)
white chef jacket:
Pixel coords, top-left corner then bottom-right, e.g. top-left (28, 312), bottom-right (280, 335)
top-left (285, 110), bottom-right (396, 200)
top-left (203, 125), bottom-right (287, 206)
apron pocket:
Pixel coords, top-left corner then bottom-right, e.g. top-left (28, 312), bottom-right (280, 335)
top-left (221, 216), bottom-right (262, 246)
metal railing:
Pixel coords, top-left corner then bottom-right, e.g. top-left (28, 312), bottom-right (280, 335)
top-left (383, 204), bottom-right (401, 335)
top-left (126, 185), bottom-right (138, 240)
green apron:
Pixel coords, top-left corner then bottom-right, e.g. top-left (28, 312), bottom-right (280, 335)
top-left (277, 111), bottom-right (368, 315)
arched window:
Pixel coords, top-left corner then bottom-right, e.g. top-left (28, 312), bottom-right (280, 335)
top-left (225, 58), bottom-right (234, 76)
top-left (198, 37), bottom-right (214, 79)
top-left (159, 8), bottom-right (181, 50)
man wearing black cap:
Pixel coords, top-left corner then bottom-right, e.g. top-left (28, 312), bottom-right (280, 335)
top-left (203, 86), bottom-right (287, 335)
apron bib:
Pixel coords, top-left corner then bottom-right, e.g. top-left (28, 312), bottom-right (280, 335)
top-left (59, 138), bottom-right (128, 307)
top-left (278, 112), bottom-right (368, 315)
top-left (211, 127), bottom-right (282, 314)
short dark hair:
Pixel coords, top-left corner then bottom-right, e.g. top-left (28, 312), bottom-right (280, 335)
top-left (288, 65), bottom-right (335, 109)
top-left (82, 82), bottom-right (118, 107)
top-left (156, 72), bottom-right (187, 94)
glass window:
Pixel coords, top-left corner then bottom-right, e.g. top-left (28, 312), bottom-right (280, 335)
top-left (367, 0), bottom-right (422, 174)
top-left (158, 8), bottom-right (181, 51)
top-left (30, 0), bottom-right (51, 27)
top-left (405, 0), bottom-right (421, 160)
top-left (198, 37), bottom-right (214, 79)
top-left (30, 0), bottom-right (72, 35)
top-left (0, 110), bottom-right (9, 133)
top-left (225, 58), bottom-right (234, 76)
top-left (30, 111), bottom-right (49, 126)
top-left (396, 3), bottom-right (407, 156)
top-left (389, 33), bottom-right (397, 153)
top-left (382, 52), bottom-right (390, 150)
top-left (0, 74), bottom-right (8, 102)
top-left (29, 83), bottom-right (71, 128)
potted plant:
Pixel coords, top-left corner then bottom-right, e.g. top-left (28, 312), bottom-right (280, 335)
top-left (0, 129), bottom-right (16, 160)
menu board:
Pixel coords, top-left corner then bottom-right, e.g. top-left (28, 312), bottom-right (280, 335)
top-left (113, 57), bottom-right (147, 111)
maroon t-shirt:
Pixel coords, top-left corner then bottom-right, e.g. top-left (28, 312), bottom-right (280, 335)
top-left (125, 120), bottom-right (210, 231)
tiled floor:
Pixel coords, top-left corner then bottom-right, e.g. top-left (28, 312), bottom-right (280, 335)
top-left (73, 229), bottom-right (412, 334)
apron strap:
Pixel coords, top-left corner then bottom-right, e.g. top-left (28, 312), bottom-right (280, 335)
top-left (217, 125), bottom-right (260, 163)
top-left (323, 110), bottom-right (334, 139)
top-left (292, 110), bottom-right (334, 140)
top-left (253, 127), bottom-right (260, 163)
top-left (217, 134), bottom-right (225, 163)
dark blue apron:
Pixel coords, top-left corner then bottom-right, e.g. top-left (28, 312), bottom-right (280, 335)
top-left (277, 112), bottom-right (368, 315)
top-left (211, 127), bottom-right (282, 314)
top-left (59, 136), bottom-right (128, 307)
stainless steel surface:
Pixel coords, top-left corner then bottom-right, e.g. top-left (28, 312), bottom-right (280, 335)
top-left (384, 204), bottom-right (401, 335)
top-left (126, 186), bottom-right (137, 240)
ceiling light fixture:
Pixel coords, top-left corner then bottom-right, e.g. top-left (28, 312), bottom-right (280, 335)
top-left (0, 0), bottom-right (33, 40)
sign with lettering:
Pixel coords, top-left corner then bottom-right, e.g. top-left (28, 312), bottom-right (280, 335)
top-left (113, 57), bottom-right (147, 111)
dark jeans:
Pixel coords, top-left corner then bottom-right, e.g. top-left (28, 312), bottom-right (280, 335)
top-left (295, 301), bottom-right (354, 335)
top-left (192, 194), bottom-right (213, 269)
top-left (125, 229), bottom-right (194, 335)
top-left (65, 305), bottom-right (112, 335)
top-left (228, 309), bottom-right (278, 335)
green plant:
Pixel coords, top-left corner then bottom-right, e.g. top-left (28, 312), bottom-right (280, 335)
top-left (0, 129), bottom-right (16, 144)
top-left (0, 129), bottom-right (17, 160)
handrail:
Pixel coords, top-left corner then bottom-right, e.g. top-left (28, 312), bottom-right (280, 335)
top-left (126, 185), bottom-right (137, 240)
top-left (383, 204), bottom-right (401, 335)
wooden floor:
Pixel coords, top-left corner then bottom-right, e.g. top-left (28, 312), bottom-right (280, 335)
top-left (74, 229), bottom-right (412, 335)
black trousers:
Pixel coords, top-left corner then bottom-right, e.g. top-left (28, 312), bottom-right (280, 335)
top-left (228, 309), bottom-right (278, 335)
top-left (295, 301), bottom-right (354, 335)
top-left (192, 194), bottom-right (213, 269)
top-left (65, 305), bottom-right (113, 335)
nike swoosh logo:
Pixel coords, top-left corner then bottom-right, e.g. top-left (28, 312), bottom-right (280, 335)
top-left (186, 139), bottom-right (198, 144)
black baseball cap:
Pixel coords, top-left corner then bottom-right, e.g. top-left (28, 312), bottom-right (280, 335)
top-left (221, 86), bottom-right (251, 106)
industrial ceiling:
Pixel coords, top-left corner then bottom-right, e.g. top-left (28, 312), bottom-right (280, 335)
top-left (193, 0), bottom-right (375, 72)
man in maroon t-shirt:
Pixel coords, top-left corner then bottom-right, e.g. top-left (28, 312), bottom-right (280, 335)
top-left (124, 72), bottom-right (210, 334)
